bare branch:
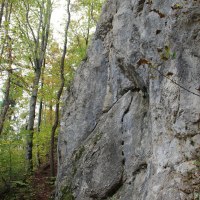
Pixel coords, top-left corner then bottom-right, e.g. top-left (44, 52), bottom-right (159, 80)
top-left (23, 0), bottom-right (37, 43)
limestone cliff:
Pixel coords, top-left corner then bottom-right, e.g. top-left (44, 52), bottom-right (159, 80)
top-left (55, 0), bottom-right (200, 199)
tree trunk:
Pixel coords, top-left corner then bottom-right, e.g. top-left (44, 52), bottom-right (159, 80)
top-left (0, 0), bottom-right (5, 28)
top-left (37, 99), bottom-right (43, 132)
top-left (26, 66), bottom-right (41, 172)
top-left (50, 0), bottom-right (71, 177)
top-left (49, 102), bottom-right (53, 125)
top-left (0, 72), bottom-right (11, 135)
top-left (0, 35), bottom-right (13, 135)
top-left (0, 1), bottom-right (12, 57)
top-left (35, 62), bottom-right (45, 167)
top-left (85, 6), bottom-right (91, 46)
top-left (35, 98), bottom-right (42, 167)
top-left (25, 0), bottom-right (52, 173)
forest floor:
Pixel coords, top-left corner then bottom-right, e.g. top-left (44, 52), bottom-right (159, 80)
top-left (1, 163), bottom-right (56, 200)
top-left (27, 165), bottom-right (55, 200)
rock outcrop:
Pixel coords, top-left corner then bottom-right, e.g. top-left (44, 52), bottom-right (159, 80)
top-left (55, 0), bottom-right (200, 199)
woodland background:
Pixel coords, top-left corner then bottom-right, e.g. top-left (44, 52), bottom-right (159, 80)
top-left (0, 0), bottom-right (104, 199)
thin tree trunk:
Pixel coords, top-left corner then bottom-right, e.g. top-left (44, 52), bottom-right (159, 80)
top-left (50, 0), bottom-right (71, 177)
top-left (38, 60), bottom-right (45, 130)
top-left (37, 99), bottom-right (43, 133)
top-left (35, 60), bottom-right (45, 167)
top-left (0, 72), bottom-right (11, 135)
top-left (90, 1), bottom-right (97, 24)
top-left (35, 99), bottom-right (42, 167)
top-left (49, 102), bottom-right (53, 125)
top-left (0, 0), bottom-right (12, 61)
top-left (85, 2), bottom-right (92, 46)
top-left (85, 6), bottom-right (91, 47)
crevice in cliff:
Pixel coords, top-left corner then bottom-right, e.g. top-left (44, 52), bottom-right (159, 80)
top-left (88, 172), bottom-right (124, 199)
top-left (174, 131), bottom-right (200, 140)
top-left (103, 88), bottom-right (133, 114)
top-left (121, 95), bottom-right (133, 124)
top-left (132, 163), bottom-right (148, 184)
top-left (85, 89), bottom-right (134, 148)
top-left (137, 0), bottom-right (146, 14)
top-left (119, 86), bottom-right (141, 97)
top-left (104, 174), bottom-right (124, 199)
top-left (150, 9), bottom-right (166, 18)
top-left (116, 57), bottom-right (148, 98)
top-left (95, 15), bottom-right (113, 41)
top-left (173, 88), bottom-right (181, 124)
top-left (132, 164), bottom-right (147, 176)
top-left (120, 94), bottom-right (133, 179)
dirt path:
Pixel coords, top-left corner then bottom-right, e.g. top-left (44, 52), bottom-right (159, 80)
top-left (28, 164), bottom-right (55, 200)
top-left (1, 164), bottom-right (56, 200)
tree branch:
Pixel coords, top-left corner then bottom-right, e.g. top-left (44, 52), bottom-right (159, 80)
top-left (23, 1), bottom-right (37, 43)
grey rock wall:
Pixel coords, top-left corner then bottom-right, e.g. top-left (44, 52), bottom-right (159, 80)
top-left (55, 0), bottom-right (200, 199)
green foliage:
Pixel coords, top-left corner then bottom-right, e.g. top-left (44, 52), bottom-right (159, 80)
top-left (0, 100), bottom-right (3, 108)
top-left (171, 3), bottom-right (183, 10)
top-left (72, 145), bottom-right (85, 176)
top-left (68, 0), bottom-right (105, 67)
top-left (0, 132), bottom-right (26, 187)
top-left (33, 123), bottom-right (55, 165)
top-left (61, 185), bottom-right (75, 200)
top-left (194, 160), bottom-right (200, 169)
top-left (74, 145), bottom-right (85, 162)
top-left (11, 180), bottom-right (29, 187)
top-left (160, 45), bottom-right (176, 61)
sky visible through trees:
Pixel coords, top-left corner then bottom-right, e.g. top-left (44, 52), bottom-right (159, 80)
top-left (0, 0), bottom-right (64, 100)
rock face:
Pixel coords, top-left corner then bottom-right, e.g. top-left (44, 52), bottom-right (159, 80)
top-left (55, 0), bottom-right (200, 199)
